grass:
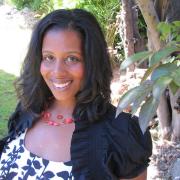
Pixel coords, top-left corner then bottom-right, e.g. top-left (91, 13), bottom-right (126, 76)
top-left (0, 69), bottom-right (17, 139)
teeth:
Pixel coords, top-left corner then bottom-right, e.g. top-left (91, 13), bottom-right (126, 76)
top-left (53, 81), bottom-right (71, 88)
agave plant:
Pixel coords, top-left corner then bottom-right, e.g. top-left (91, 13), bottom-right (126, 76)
top-left (116, 40), bottom-right (180, 134)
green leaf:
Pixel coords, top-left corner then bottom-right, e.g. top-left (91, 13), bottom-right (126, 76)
top-left (172, 21), bottom-right (180, 27)
top-left (157, 22), bottom-right (171, 40)
top-left (151, 63), bottom-right (177, 81)
top-left (169, 81), bottom-right (179, 95)
top-left (171, 68), bottom-right (180, 86)
top-left (141, 64), bottom-right (158, 83)
top-left (116, 81), bottom-right (153, 117)
top-left (131, 81), bottom-right (153, 115)
top-left (116, 86), bottom-right (142, 117)
top-left (149, 45), bottom-right (178, 66)
top-left (139, 97), bottom-right (159, 134)
top-left (176, 36), bottom-right (180, 42)
top-left (137, 53), bottom-right (153, 67)
top-left (157, 22), bottom-right (171, 33)
top-left (120, 51), bottom-right (152, 70)
top-left (153, 76), bottom-right (172, 100)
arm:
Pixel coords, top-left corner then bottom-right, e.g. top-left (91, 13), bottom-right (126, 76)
top-left (121, 170), bottom-right (147, 180)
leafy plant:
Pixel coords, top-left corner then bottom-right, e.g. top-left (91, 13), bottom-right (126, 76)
top-left (30, 0), bottom-right (54, 15)
top-left (76, 0), bottom-right (121, 65)
top-left (9, 0), bottom-right (59, 14)
top-left (158, 21), bottom-right (180, 42)
top-left (116, 21), bottom-right (180, 134)
top-left (10, 0), bottom-right (31, 9)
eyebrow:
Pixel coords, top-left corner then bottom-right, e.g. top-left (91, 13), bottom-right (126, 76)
top-left (42, 50), bottom-right (82, 55)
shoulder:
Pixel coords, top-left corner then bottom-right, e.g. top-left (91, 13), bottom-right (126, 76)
top-left (99, 104), bottom-right (152, 179)
top-left (102, 103), bottom-right (152, 152)
top-left (102, 104), bottom-right (139, 134)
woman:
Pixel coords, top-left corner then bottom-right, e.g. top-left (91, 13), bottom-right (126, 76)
top-left (0, 9), bottom-right (152, 179)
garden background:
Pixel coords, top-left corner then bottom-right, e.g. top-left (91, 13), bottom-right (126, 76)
top-left (0, 0), bottom-right (180, 179)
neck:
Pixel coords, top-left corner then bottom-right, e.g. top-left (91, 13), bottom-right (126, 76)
top-left (48, 99), bottom-right (76, 116)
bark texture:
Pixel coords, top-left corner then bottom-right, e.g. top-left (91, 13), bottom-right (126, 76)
top-left (169, 89), bottom-right (180, 142)
top-left (119, 0), bottom-right (135, 71)
top-left (136, 0), bottom-right (162, 51)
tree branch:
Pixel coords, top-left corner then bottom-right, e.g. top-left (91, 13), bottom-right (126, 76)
top-left (136, 0), bottom-right (163, 50)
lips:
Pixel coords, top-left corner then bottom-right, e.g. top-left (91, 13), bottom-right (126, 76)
top-left (52, 80), bottom-right (72, 89)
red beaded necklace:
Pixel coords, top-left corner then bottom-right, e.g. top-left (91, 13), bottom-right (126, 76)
top-left (41, 111), bottom-right (74, 126)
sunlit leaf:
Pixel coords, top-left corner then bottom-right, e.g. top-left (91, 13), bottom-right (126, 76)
top-left (137, 53), bottom-right (153, 67)
top-left (176, 36), bottom-right (180, 42)
top-left (139, 97), bottom-right (159, 134)
top-left (162, 56), bottom-right (176, 64)
top-left (116, 86), bottom-right (141, 117)
top-left (120, 51), bottom-right (152, 70)
top-left (171, 68), bottom-right (180, 86)
top-left (131, 81), bottom-right (153, 115)
top-left (151, 63), bottom-right (177, 81)
top-left (169, 81), bottom-right (179, 95)
top-left (149, 45), bottom-right (178, 66)
top-left (157, 22), bottom-right (171, 34)
top-left (131, 93), bottom-right (147, 115)
top-left (116, 81), bottom-right (153, 117)
top-left (153, 76), bottom-right (172, 100)
top-left (157, 22), bottom-right (171, 41)
top-left (141, 64), bottom-right (158, 83)
top-left (173, 21), bottom-right (180, 27)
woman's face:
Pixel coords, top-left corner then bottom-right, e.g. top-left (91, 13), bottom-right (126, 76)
top-left (40, 29), bottom-right (84, 105)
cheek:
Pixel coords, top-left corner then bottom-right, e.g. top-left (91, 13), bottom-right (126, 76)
top-left (76, 64), bottom-right (85, 81)
top-left (40, 63), bottom-right (48, 77)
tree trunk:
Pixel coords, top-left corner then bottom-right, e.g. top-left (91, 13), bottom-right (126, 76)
top-left (169, 89), bottom-right (180, 142)
top-left (132, 3), bottom-right (148, 68)
top-left (136, 0), bottom-right (162, 51)
top-left (157, 91), bottom-right (171, 140)
top-left (119, 0), bottom-right (135, 72)
top-left (136, 0), bottom-right (180, 141)
top-left (165, 0), bottom-right (180, 141)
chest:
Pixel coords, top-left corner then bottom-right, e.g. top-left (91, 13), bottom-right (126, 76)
top-left (24, 122), bottom-right (75, 162)
top-left (0, 132), bottom-right (73, 179)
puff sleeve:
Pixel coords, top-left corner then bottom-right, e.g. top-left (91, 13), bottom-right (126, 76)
top-left (104, 112), bottom-right (152, 179)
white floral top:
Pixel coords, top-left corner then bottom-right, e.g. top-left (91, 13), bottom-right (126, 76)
top-left (0, 130), bottom-right (73, 180)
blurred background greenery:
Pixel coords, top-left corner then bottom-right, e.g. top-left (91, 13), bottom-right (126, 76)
top-left (0, 70), bottom-right (17, 138)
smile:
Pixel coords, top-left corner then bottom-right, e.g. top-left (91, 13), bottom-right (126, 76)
top-left (52, 81), bottom-right (72, 89)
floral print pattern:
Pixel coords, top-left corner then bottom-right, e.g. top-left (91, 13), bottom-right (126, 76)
top-left (0, 130), bottom-right (73, 180)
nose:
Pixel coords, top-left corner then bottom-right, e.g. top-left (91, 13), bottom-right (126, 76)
top-left (53, 59), bottom-right (67, 76)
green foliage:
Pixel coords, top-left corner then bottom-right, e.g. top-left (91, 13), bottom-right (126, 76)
top-left (120, 51), bottom-right (153, 70)
top-left (76, 0), bottom-right (121, 64)
top-left (76, 0), bottom-right (120, 31)
top-left (9, 0), bottom-right (60, 14)
top-left (137, 9), bottom-right (147, 39)
top-left (0, 70), bottom-right (17, 138)
top-left (158, 21), bottom-right (180, 42)
top-left (30, 0), bottom-right (54, 14)
top-left (152, 76), bottom-right (172, 100)
top-left (10, 0), bottom-right (30, 9)
top-left (138, 96), bottom-right (159, 133)
top-left (149, 44), bottom-right (178, 66)
top-left (117, 21), bottom-right (180, 134)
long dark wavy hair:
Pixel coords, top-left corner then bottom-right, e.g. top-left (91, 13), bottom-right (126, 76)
top-left (3, 9), bottom-right (112, 143)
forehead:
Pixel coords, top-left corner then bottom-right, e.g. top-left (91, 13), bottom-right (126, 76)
top-left (42, 29), bottom-right (83, 52)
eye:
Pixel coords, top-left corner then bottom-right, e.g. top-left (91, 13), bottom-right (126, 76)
top-left (65, 56), bottom-right (80, 64)
top-left (42, 54), bottom-right (55, 62)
